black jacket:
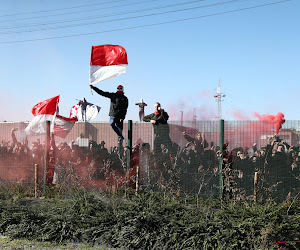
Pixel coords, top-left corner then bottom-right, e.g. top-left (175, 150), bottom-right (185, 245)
top-left (92, 86), bottom-right (128, 119)
top-left (143, 110), bottom-right (169, 135)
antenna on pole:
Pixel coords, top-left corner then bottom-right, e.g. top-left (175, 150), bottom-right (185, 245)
top-left (214, 79), bottom-right (226, 120)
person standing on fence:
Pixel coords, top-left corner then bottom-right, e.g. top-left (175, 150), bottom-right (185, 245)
top-left (90, 84), bottom-right (128, 155)
top-left (135, 98), bottom-right (147, 121)
top-left (143, 102), bottom-right (173, 155)
top-left (79, 97), bottom-right (88, 121)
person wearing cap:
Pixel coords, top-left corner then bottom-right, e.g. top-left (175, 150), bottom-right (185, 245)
top-left (135, 98), bottom-right (147, 121)
top-left (90, 84), bottom-right (128, 154)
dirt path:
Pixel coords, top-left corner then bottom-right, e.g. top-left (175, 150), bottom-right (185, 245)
top-left (0, 236), bottom-right (117, 249)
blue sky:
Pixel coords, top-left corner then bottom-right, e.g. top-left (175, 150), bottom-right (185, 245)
top-left (0, 0), bottom-right (298, 122)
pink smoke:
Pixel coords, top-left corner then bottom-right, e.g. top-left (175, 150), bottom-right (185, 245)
top-left (164, 90), bottom-right (216, 121)
top-left (223, 112), bottom-right (285, 149)
top-left (225, 121), bottom-right (275, 148)
top-left (254, 112), bottom-right (285, 134)
top-left (167, 104), bottom-right (216, 121)
top-left (229, 109), bottom-right (252, 120)
top-left (197, 90), bottom-right (211, 99)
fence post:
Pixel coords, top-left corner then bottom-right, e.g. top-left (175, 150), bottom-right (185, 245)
top-left (219, 119), bottom-right (224, 199)
top-left (126, 120), bottom-right (133, 192)
top-left (35, 164), bottom-right (38, 198)
top-left (127, 120), bottom-right (132, 165)
top-left (43, 121), bottom-right (50, 195)
top-left (135, 165), bottom-right (139, 195)
top-left (254, 172), bottom-right (258, 203)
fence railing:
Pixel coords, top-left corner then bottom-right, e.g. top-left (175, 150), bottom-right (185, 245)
top-left (0, 120), bottom-right (299, 201)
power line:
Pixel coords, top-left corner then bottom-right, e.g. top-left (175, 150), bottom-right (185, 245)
top-left (0, 0), bottom-right (216, 30)
top-left (0, 0), bottom-right (249, 34)
top-left (0, 0), bottom-right (128, 18)
top-left (0, 0), bottom-right (292, 44)
top-left (0, 0), bottom-right (159, 23)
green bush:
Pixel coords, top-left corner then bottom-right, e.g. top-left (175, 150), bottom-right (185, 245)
top-left (0, 188), bottom-right (299, 249)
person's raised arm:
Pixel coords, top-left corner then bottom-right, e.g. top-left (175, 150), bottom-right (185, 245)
top-left (183, 132), bottom-right (193, 142)
top-left (89, 85), bottom-right (112, 98)
top-left (11, 128), bottom-right (18, 146)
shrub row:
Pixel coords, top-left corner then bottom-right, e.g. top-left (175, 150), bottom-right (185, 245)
top-left (0, 187), bottom-right (299, 249)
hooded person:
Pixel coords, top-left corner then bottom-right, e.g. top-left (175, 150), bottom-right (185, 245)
top-left (90, 84), bottom-right (128, 155)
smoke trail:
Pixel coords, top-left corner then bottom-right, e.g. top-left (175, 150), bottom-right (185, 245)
top-left (227, 109), bottom-right (252, 120)
top-left (254, 112), bottom-right (285, 134)
top-left (167, 104), bottom-right (216, 121)
top-left (197, 90), bottom-right (211, 98)
top-left (224, 112), bottom-right (285, 149)
top-left (166, 90), bottom-right (216, 121)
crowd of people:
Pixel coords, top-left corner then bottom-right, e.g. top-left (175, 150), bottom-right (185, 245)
top-left (0, 128), bottom-right (128, 188)
top-left (223, 136), bottom-right (300, 200)
top-left (0, 124), bottom-right (299, 201)
top-left (0, 82), bottom-right (299, 200)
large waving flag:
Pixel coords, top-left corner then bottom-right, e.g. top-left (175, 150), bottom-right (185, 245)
top-left (25, 95), bottom-right (60, 135)
top-left (90, 44), bottom-right (128, 85)
top-left (25, 95), bottom-right (76, 138)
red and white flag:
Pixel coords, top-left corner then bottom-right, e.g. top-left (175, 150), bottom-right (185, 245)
top-left (25, 95), bottom-right (60, 135)
top-left (70, 103), bottom-right (80, 119)
top-left (70, 101), bottom-right (100, 121)
top-left (90, 44), bottom-right (128, 85)
top-left (54, 114), bottom-right (77, 138)
top-left (25, 95), bottom-right (76, 138)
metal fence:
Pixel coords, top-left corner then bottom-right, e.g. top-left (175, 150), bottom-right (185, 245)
top-left (0, 120), bottom-right (299, 201)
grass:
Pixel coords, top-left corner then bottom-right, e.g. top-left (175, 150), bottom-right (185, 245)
top-left (0, 185), bottom-right (299, 249)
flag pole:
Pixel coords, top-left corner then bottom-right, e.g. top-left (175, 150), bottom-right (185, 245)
top-left (43, 121), bottom-right (50, 195)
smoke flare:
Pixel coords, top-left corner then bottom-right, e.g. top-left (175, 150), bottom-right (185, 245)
top-left (254, 112), bottom-right (285, 134)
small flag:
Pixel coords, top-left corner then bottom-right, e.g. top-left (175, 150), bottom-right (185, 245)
top-left (90, 44), bottom-right (128, 85)
top-left (70, 100), bottom-right (101, 121)
top-left (25, 95), bottom-right (60, 135)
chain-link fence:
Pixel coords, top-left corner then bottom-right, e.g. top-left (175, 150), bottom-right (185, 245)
top-left (0, 120), bottom-right (299, 201)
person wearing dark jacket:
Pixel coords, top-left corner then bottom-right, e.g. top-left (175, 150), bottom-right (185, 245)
top-left (143, 102), bottom-right (172, 155)
top-left (183, 131), bottom-right (208, 155)
top-left (135, 98), bottom-right (147, 121)
top-left (90, 84), bottom-right (128, 154)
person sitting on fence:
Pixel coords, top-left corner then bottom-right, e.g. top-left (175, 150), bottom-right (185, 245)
top-left (90, 84), bottom-right (128, 156)
top-left (143, 102), bottom-right (173, 156)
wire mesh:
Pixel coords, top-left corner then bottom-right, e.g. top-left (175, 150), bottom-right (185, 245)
top-left (0, 120), bottom-right (299, 201)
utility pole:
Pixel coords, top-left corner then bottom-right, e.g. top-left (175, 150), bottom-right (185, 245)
top-left (180, 111), bottom-right (183, 127)
top-left (214, 79), bottom-right (226, 120)
top-left (193, 108), bottom-right (197, 129)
